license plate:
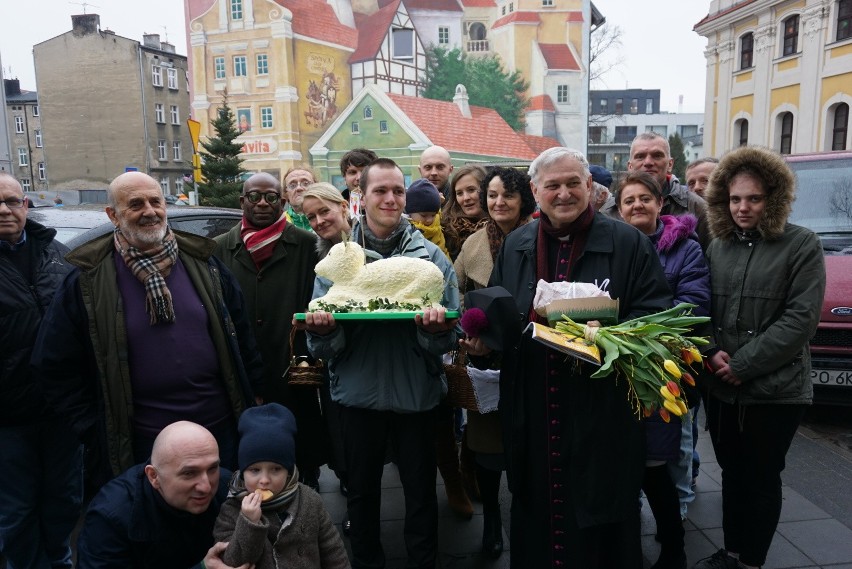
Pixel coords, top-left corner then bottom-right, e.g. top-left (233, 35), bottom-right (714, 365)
top-left (811, 368), bottom-right (852, 387)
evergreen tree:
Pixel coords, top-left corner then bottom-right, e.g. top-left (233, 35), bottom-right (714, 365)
top-left (668, 133), bottom-right (688, 183)
top-left (197, 98), bottom-right (247, 209)
top-left (421, 47), bottom-right (530, 131)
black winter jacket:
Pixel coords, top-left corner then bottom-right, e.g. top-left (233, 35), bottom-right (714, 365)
top-left (0, 219), bottom-right (71, 426)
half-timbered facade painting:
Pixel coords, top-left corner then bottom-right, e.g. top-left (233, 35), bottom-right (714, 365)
top-left (350, 0), bottom-right (427, 96)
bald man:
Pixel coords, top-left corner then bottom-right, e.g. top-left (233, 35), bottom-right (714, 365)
top-left (33, 172), bottom-right (263, 490)
top-left (419, 145), bottom-right (454, 201)
top-left (76, 421), bottom-right (242, 569)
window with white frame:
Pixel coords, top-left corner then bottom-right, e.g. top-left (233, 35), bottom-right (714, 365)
top-left (234, 56), bottom-right (247, 77)
top-left (256, 54), bottom-right (268, 75)
top-left (14, 116), bottom-right (24, 133)
top-left (392, 29), bottom-right (414, 60)
top-left (740, 32), bottom-right (754, 69)
top-left (38, 162), bottom-right (45, 180)
top-left (779, 112), bottom-right (794, 154)
top-left (831, 103), bottom-right (848, 150)
top-left (160, 177), bottom-right (170, 194)
top-left (173, 141), bottom-right (182, 161)
top-left (260, 106), bottom-right (273, 128)
top-left (230, 0), bottom-right (243, 20)
top-left (557, 85), bottom-right (569, 104)
top-left (509, 2), bottom-right (514, 12)
top-left (379, 120), bottom-right (388, 133)
top-left (438, 26), bottom-right (449, 45)
top-left (18, 148), bottom-right (28, 166)
top-left (152, 64), bottom-right (163, 86)
top-left (158, 140), bottom-right (167, 161)
top-left (32, 105), bottom-right (39, 117)
top-left (170, 105), bottom-right (179, 125)
top-left (542, 0), bottom-right (553, 5)
top-left (214, 57), bottom-right (226, 79)
top-left (364, 106), bottom-right (373, 119)
top-left (35, 130), bottom-right (42, 147)
top-left (738, 119), bottom-right (749, 147)
top-left (645, 99), bottom-right (654, 113)
top-left (352, 121), bottom-right (360, 134)
top-left (155, 103), bottom-right (165, 123)
top-left (782, 15), bottom-right (799, 56)
top-left (838, 0), bottom-right (851, 41)
top-left (21, 179), bottom-right (30, 191)
top-left (175, 178), bottom-right (184, 194)
top-left (167, 68), bottom-right (178, 89)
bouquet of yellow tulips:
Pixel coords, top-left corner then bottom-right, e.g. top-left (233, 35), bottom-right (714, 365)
top-left (553, 303), bottom-right (709, 421)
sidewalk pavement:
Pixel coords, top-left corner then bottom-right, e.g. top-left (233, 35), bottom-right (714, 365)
top-left (317, 413), bottom-right (852, 569)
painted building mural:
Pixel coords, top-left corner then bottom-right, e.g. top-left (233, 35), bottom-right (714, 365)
top-left (184, 0), bottom-right (585, 181)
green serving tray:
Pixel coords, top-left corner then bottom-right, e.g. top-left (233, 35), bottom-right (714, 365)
top-left (294, 311), bottom-right (460, 321)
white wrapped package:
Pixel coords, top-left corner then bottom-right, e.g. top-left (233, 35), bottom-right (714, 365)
top-left (533, 279), bottom-right (611, 312)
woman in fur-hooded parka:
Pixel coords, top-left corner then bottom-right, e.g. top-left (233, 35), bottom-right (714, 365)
top-left (700, 145), bottom-right (825, 569)
top-left (703, 146), bottom-right (825, 405)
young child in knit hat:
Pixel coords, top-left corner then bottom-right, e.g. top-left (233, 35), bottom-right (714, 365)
top-left (405, 178), bottom-right (450, 259)
top-left (213, 403), bottom-right (350, 569)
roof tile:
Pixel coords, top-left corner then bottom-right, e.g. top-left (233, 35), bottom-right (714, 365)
top-left (521, 133), bottom-right (561, 155)
top-left (350, 0), bottom-right (400, 63)
top-left (386, 93), bottom-right (537, 160)
top-left (538, 43), bottom-right (580, 71)
top-left (285, 0), bottom-right (358, 49)
top-left (492, 11), bottom-right (540, 29)
top-left (528, 94), bottom-right (556, 112)
top-left (405, 0), bottom-right (462, 11)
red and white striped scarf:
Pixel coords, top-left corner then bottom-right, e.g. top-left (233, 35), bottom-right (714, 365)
top-left (241, 213), bottom-right (287, 269)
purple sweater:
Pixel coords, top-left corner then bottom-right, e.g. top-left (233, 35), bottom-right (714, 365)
top-left (115, 254), bottom-right (232, 438)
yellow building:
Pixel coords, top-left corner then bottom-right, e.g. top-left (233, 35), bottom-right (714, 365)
top-left (188, 0), bottom-right (357, 179)
top-left (695, 0), bottom-right (852, 155)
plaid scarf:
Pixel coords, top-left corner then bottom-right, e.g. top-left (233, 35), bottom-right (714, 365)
top-left (227, 466), bottom-right (301, 512)
top-left (114, 227), bottom-right (178, 325)
top-left (241, 213), bottom-right (287, 269)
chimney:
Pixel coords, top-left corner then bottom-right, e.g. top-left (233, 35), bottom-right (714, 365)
top-left (71, 14), bottom-right (100, 36)
top-left (4, 78), bottom-right (21, 97)
top-left (326, 0), bottom-right (355, 27)
top-left (678, 94), bottom-right (684, 114)
top-left (143, 34), bottom-right (161, 49)
top-left (453, 84), bottom-right (472, 119)
top-left (160, 41), bottom-right (176, 53)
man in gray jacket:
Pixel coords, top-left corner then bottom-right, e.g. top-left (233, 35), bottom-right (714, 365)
top-left (601, 132), bottom-right (711, 248)
top-left (302, 158), bottom-right (459, 569)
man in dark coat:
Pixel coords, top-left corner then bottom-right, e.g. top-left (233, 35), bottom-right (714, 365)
top-left (0, 173), bottom-right (82, 568)
top-left (214, 172), bottom-right (327, 489)
top-left (469, 148), bottom-right (672, 568)
top-left (76, 421), bottom-right (237, 569)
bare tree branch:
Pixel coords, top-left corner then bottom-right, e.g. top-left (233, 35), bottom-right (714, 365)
top-left (589, 23), bottom-right (625, 87)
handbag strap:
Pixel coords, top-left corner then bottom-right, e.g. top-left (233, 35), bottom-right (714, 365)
top-left (288, 326), bottom-right (298, 362)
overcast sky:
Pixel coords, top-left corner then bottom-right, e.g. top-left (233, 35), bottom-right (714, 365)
top-left (1, 0), bottom-right (710, 113)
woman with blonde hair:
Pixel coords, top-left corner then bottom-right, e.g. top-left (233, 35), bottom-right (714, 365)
top-left (301, 183), bottom-right (352, 258)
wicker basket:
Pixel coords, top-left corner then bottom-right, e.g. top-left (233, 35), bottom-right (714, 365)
top-left (284, 327), bottom-right (324, 388)
top-left (444, 349), bottom-right (479, 411)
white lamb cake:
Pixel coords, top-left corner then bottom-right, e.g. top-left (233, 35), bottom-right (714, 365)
top-left (309, 241), bottom-right (445, 311)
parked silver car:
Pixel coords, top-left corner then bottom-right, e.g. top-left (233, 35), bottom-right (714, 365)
top-left (27, 204), bottom-right (242, 248)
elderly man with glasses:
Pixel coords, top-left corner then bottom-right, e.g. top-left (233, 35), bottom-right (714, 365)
top-left (213, 172), bottom-right (328, 490)
top-left (283, 165), bottom-right (318, 232)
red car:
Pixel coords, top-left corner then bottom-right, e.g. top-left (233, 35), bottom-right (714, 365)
top-left (785, 150), bottom-right (852, 405)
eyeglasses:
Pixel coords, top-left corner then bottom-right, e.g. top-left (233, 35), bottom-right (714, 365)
top-left (0, 198), bottom-right (25, 209)
top-left (243, 191), bottom-right (281, 205)
top-left (286, 180), bottom-right (312, 191)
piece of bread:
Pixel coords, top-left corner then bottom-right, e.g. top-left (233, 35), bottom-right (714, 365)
top-left (256, 489), bottom-right (274, 501)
